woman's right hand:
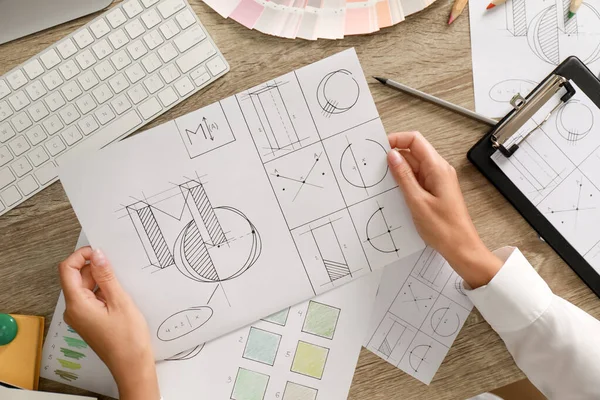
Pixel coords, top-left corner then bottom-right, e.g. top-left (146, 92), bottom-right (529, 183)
top-left (387, 131), bottom-right (503, 288)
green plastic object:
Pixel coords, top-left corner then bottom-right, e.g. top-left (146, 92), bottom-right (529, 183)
top-left (0, 313), bottom-right (18, 345)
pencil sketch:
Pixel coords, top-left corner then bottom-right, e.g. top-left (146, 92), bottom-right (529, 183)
top-left (157, 306), bottom-right (213, 342)
top-left (408, 344), bottom-right (432, 373)
top-left (301, 301), bottom-right (341, 340)
top-left (290, 341), bottom-right (330, 380)
top-left (430, 307), bottom-right (460, 338)
top-left (340, 137), bottom-right (389, 192)
top-left (365, 202), bottom-right (403, 255)
top-left (231, 368), bottom-right (270, 400)
top-left (242, 327), bottom-right (282, 366)
top-left (489, 79), bottom-right (537, 103)
top-left (317, 69), bottom-right (360, 118)
top-left (271, 151), bottom-right (328, 202)
top-left (166, 344), bottom-right (205, 361)
top-left (282, 381), bottom-right (318, 400)
top-left (556, 99), bottom-right (595, 143)
top-left (411, 247), bottom-right (453, 291)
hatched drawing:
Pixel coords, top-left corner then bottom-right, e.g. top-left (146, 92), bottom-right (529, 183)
top-left (316, 69), bottom-right (360, 118)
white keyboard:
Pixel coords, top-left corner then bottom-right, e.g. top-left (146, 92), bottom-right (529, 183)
top-left (0, 0), bottom-right (229, 217)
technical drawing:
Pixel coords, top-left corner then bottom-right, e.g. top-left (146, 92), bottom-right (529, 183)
top-left (365, 202), bottom-right (403, 255)
top-left (430, 307), bottom-right (461, 338)
top-left (271, 151), bottom-right (328, 202)
top-left (290, 341), bottom-right (330, 380)
top-left (489, 79), bottom-right (537, 103)
top-left (377, 318), bottom-right (408, 358)
top-left (242, 327), bottom-right (282, 366)
top-left (283, 381), bottom-right (318, 400)
top-left (157, 306), bottom-right (213, 342)
top-left (408, 344), bottom-right (432, 373)
top-left (454, 276), bottom-right (467, 296)
top-left (556, 99), bottom-right (594, 143)
top-left (302, 301), bottom-right (341, 340)
top-left (411, 248), bottom-right (453, 291)
top-left (126, 177), bottom-right (261, 283)
top-left (317, 69), bottom-right (360, 118)
top-left (231, 368), bottom-right (270, 400)
top-left (340, 137), bottom-right (389, 192)
top-left (165, 344), bottom-right (205, 361)
top-left (506, 0), bottom-right (527, 36)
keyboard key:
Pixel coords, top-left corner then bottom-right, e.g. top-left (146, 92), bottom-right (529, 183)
top-left (8, 91), bottom-right (30, 112)
top-left (0, 146), bottom-right (13, 167)
top-left (59, 104), bottom-right (81, 125)
top-left (111, 95), bottom-right (132, 115)
top-left (75, 50), bottom-right (97, 70)
top-left (45, 92), bottom-right (66, 112)
top-left (160, 64), bottom-right (180, 84)
top-left (61, 81), bottom-right (83, 101)
top-left (1, 186), bottom-right (21, 206)
top-left (123, 0), bottom-right (144, 18)
top-left (25, 125), bottom-right (47, 146)
top-left (6, 70), bottom-right (28, 90)
top-left (34, 162), bottom-right (58, 185)
top-left (93, 84), bottom-right (113, 104)
top-left (95, 105), bottom-right (116, 125)
top-left (141, 0), bottom-right (160, 7)
top-left (18, 175), bottom-right (38, 196)
top-left (43, 115), bottom-right (63, 136)
top-left (11, 113), bottom-right (33, 133)
top-left (174, 76), bottom-right (194, 96)
top-left (92, 39), bottom-right (113, 60)
top-left (139, 97), bottom-right (162, 119)
top-left (143, 30), bottom-right (163, 50)
top-left (158, 43), bottom-right (178, 63)
top-left (125, 19), bottom-right (146, 39)
top-left (192, 72), bottom-right (210, 87)
top-left (142, 53), bottom-right (162, 73)
top-left (0, 168), bottom-right (15, 190)
top-left (207, 56), bottom-right (227, 76)
top-left (78, 115), bottom-right (99, 135)
top-left (111, 51), bottom-right (132, 71)
top-left (28, 102), bottom-right (49, 122)
top-left (76, 94), bottom-right (97, 115)
top-left (57, 39), bottom-right (78, 59)
top-left (59, 60), bottom-right (80, 80)
top-left (176, 41), bottom-right (216, 73)
top-left (108, 29), bottom-right (130, 50)
top-left (40, 49), bottom-right (61, 70)
top-left (28, 146), bottom-right (49, 167)
top-left (176, 9), bottom-right (196, 29)
top-left (158, 87), bottom-right (178, 107)
top-left (109, 73), bottom-right (130, 94)
top-left (0, 80), bottom-right (11, 100)
top-left (141, 9), bottom-right (161, 29)
top-left (90, 18), bottom-right (111, 38)
top-left (11, 157), bottom-right (33, 177)
top-left (78, 71), bottom-right (99, 91)
top-left (9, 136), bottom-right (31, 156)
top-left (43, 70), bottom-right (64, 91)
top-left (61, 126), bottom-right (83, 146)
top-left (106, 8), bottom-right (127, 28)
top-left (95, 61), bottom-right (116, 81)
top-left (0, 102), bottom-right (13, 122)
top-left (73, 28), bottom-right (95, 49)
top-left (143, 74), bottom-right (164, 94)
top-left (190, 66), bottom-right (207, 80)
top-left (0, 123), bottom-right (15, 143)
top-left (127, 40), bottom-right (148, 60)
top-left (25, 81), bottom-right (47, 101)
top-left (127, 84), bottom-right (148, 104)
top-left (157, 0), bottom-right (185, 18)
top-left (45, 136), bottom-right (66, 156)
top-left (125, 64), bottom-right (146, 84)
top-left (23, 60), bottom-right (45, 80)
top-left (174, 25), bottom-right (206, 52)
top-left (159, 20), bottom-right (180, 40)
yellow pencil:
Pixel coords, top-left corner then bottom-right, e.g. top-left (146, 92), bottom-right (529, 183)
top-left (448, 0), bottom-right (469, 24)
top-left (568, 0), bottom-right (583, 19)
top-left (486, 0), bottom-right (507, 10)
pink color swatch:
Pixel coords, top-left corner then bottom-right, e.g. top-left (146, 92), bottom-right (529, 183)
top-left (230, 0), bottom-right (265, 29)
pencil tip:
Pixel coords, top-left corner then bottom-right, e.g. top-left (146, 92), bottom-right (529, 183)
top-left (486, 3), bottom-right (496, 9)
top-left (567, 11), bottom-right (575, 19)
top-left (448, 14), bottom-right (456, 24)
top-left (374, 77), bottom-right (387, 84)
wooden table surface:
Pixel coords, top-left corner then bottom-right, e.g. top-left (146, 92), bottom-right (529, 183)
top-left (1, 1), bottom-right (599, 399)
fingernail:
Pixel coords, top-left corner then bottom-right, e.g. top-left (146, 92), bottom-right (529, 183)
top-left (388, 149), bottom-right (404, 166)
top-left (92, 248), bottom-right (106, 267)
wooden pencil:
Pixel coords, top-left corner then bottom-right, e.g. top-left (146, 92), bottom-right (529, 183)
top-left (486, 0), bottom-right (507, 10)
top-left (448, 0), bottom-right (469, 24)
top-left (569, 0), bottom-right (583, 19)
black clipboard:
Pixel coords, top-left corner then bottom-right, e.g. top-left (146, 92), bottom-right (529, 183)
top-left (468, 56), bottom-right (600, 298)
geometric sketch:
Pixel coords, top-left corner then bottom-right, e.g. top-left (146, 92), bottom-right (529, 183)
top-left (454, 275), bottom-right (467, 296)
top-left (411, 248), bottom-right (452, 291)
top-left (165, 343), bottom-right (205, 361)
top-left (126, 178), bottom-right (261, 283)
top-left (340, 137), bottom-right (389, 193)
top-left (283, 381), bottom-right (318, 400)
top-left (408, 344), bottom-right (432, 373)
top-left (301, 301), bottom-right (341, 340)
top-left (376, 318), bottom-right (408, 358)
top-left (242, 327), bottom-right (282, 366)
top-left (157, 306), bottom-right (213, 342)
top-left (430, 307), bottom-right (460, 338)
top-left (317, 70), bottom-right (360, 118)
top-left (271, 151), bottom-right (328, 202)
top-left (231, 367), bottom-right (270, 400)
top-left (489, 79), bottom-right (537, 103)
top-left (556, 99), bottom-right (594, 143)
top-left (365, 202), bottom-right (402, 255)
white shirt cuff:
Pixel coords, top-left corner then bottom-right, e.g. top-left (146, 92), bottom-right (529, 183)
top-left (464, 247), bottom-right (553, 333)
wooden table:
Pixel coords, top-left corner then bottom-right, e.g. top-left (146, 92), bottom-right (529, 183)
top-left (1, 1), bottom-right (599, 399)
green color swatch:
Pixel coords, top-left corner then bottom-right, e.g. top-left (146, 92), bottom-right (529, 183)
top-left (243, 327), bottom-right (281, 366)
top-left (302, 301), bottom-right (340, 340)
top-left (283, 381), bottom-right (318, 400)
top-left (58, 359), bottom-right (81, 370)
top-left (63, 336), bottom-right (87, 349)
top-left (291, 341), bottom-right (329, 379)
top-left (60, 347), bottom-right (86, 360)
top-left (231, 368), bottom-right (269, 400)
top-left (55, 370), bottom-right (78, 382)
top-left (67, 326), bottom-right (77, 334)
top-left (262, 308), bottom-right (289, 326)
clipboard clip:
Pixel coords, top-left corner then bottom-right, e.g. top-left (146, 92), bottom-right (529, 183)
top-left (491, 74), bottom-right (576, 157)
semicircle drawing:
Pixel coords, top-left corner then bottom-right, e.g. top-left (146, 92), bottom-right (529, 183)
top-left (408, 344), bottom-right (432, 372)
top-left (556, 99), bottom-right (594, 143)
top-left (365, 205), bottom-right (401, 254)
top-left (157, 306), bottom-right (213, 342)
top-left (317, 69), bottom-right (360, 118)
top-left (340, 139), bottom-right (389, 189)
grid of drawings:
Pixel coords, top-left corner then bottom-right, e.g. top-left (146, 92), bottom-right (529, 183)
top-left (365, 247), bottom-right (473, 384)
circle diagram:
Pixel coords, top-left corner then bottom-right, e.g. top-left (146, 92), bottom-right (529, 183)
top-left (409, 344), bottom-right (431, 372)
top-left (366, 206), bottom-right (400, 254)
top-left (430, 307), bottom-right (460, 337)
top-left (340, 139), bottom-right (389, 189)
top-left (317, 69), bottom-right (360, 117)
top-left (556, 100), bottom-right (594, 142)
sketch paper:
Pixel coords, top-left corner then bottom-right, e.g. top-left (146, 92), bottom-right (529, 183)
top-left (58, 49), bottom-right (424, 359)
top-left (492, 83), bottom-right (600, 274)
top-left (41, 233), bottom-right (382, 400)
top-left (469, 0), bottom-right (600, 117)
top-left (364, 247), bottom-right (473, 384)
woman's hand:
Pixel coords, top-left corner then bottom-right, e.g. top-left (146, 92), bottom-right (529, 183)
top-left (387, 131), bottom-right (503, 288)
top-left (59, 247), bottom-right (160, 400)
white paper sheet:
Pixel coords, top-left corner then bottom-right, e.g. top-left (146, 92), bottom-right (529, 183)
top-left (58, 49), bottom-right (424, 359)
top-left (364, 247), bottom-right (473, 384)
top-left (0, 388), bottom-right (95, 400)
top-left (470, 0), bottom-right (600, 118)
top-left (40, 233), bottom-right (382, 400)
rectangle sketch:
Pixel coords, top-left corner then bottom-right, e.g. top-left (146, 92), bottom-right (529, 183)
top-left (290, 341), bottom-right (330, 380)
top-left (283, 381), bottom-right (318, 400)
top-left (231, 368), bottom-right (270, 400)
top-left (242, 327), bottom-right (282, 366)
top-left (302, 301), bottom-right (341, 340)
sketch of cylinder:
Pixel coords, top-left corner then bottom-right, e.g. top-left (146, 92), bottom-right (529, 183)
top-left (557, 0), bottom-right (578, 33)
top-left (174, 220), bottom-right (219, 281)
top-left (179, 180), bottom-right (227, 247)
top-left (127, 202), bottom-right (175, 269)
top-left (506, 0), bottom-right (527, 37)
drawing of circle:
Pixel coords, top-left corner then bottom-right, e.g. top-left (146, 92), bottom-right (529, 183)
top-left (173, 207), bottom-right (261, 283)
top-left (489, 80), bottom-right (537, 103)
top-left (317, 70), bottom-right (360, 115)
top-left (166, 343), bottom-right (205, 361)
top-left (408, 344), bottom-right (431, 372)
top-left (366, 208), bottom-right (399, 254)
top-left (430, 308), bottom-right (460, 337)
top-left (157, 307), bottom-right (213, 342)
top-left (454, 276), bottom-right (467, 296)
top-left (340, 139), bottom-right (389, 189)
top-left (556, 100), bottom-right (594, 142)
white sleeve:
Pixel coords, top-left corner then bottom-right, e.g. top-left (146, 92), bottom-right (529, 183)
top-left (465, 247), bottom-right (600, 400)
